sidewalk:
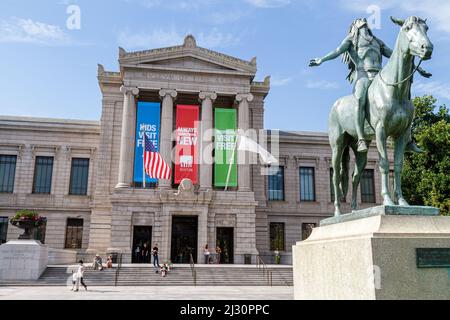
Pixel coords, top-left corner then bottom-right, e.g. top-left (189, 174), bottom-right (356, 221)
top-left (0, 286), bottom-right (294, 300)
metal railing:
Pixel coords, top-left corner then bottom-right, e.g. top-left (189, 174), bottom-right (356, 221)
top-left (189, 253), bottom-right (197, 287)
top-left (114, 253), bottom-right (123, 287)
top-left (256, 255), bottom-right (272, 286)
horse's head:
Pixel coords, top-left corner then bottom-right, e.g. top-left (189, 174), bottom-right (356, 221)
top-left (391, 16), bottom-right (433, 60)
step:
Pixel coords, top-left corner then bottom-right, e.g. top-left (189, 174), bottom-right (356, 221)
top-left (0, 265), bottom-right (294, 287)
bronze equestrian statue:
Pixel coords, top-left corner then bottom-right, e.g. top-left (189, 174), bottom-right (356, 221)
top-left (310, 16), bottom-right (433, 215)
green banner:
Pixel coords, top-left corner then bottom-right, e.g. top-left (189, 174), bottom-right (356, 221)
top-left (214, 108), bottom-right (237, 187)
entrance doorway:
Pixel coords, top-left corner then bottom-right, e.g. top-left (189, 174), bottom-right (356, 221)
top-left (216, 227), bottom-right (234, 264)
top-left (171, 216), bottom-right (198, 263)
top-left (132, 226), bottom-right (152, 264)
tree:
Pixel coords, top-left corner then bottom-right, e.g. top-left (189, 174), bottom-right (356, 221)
top-left (402, 95), bottom-right (450, 215)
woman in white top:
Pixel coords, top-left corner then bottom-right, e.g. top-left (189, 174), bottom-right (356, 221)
top-left (75, 260), bottom-right (87, 291)
top-left (204, 244), bottom-right (210, 264)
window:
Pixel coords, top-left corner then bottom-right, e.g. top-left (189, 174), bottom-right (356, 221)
top-left (0, 155), bottom-right (17, 193)
top-left (69, 158), bottom-right (90, 195)
top-left (34, 220), bottom-right (46, 244)
top-left (361, 169), bottom-right (376, 203)
top-left (33, 156), bottom-right (53, 194)
top-left (267, 166), bottom-right (284, 201)
top-left (270, 222), bottom-right (285, 251)
top-left (65, 218), bottom-right (84, 249)
top-left (302, 223), bottom-right (316, 240)
top-left (300, 167), bottom-right (316, 201)
top-left (0, 217), bottom-right (8, 244)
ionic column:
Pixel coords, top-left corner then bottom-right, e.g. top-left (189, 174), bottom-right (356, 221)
top-left (158, 89), bottom-right (177, 189)
top-left (236, 93), bottom-right (253, 192)
top-left (116, 86), bottom-right (139, 189)
top-left (199, 91), bottom-right (217, 191)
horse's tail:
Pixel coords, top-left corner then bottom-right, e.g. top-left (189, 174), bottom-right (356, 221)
top-left (340, 145), bottom-right (350, 202)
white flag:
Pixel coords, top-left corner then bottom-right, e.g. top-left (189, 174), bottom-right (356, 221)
top-left (237, 135), bottom-right (278, 165)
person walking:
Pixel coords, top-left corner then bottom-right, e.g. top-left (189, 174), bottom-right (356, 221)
top-left (75, 260), bottom-right (87, 291)
top-left (204, 244), bottom-right (210, 264)
top-left (152, 243), bottom-right (160, 273)
top-left (215, 246), bottom-right (222, 264)
top-left (70, 270), bottom-right (78, 291)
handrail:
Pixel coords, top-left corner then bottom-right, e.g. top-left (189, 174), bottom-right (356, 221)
top-left (256, 255), bottom-right (272, 286)
top-left (189, 253), bottom-right (197, 286)
top-left (114, 253), bottom-right (123, 287)
top-left (256, 255), bottom-right (267, 274)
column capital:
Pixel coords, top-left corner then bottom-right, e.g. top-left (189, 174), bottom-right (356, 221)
top-left (199, 91), bottom-right (217, 101)
top-left (159, 89), bottom-right (178, 99)
top-left (120, 86), bottom-right (139, 96)
top-left (236, 93), bottom-right (254, 103)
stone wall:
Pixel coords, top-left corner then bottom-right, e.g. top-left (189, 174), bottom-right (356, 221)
top-left (0, 116), bottom-right (99, 253)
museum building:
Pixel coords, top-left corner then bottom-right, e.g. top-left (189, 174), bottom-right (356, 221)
top-left (0, 35), bottom-right (386, 264)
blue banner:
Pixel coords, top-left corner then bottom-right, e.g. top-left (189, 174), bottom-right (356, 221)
top-left (134, 101), bottom-right (161, 184)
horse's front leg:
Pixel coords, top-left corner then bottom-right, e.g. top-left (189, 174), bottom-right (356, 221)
top-left (394, 133), bottom-right (410, 206)
top-left (375, 124), bottom-right (394, 205)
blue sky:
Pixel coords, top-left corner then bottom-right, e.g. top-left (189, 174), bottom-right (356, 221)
top-left (0, 0), bottom-right (449, 132)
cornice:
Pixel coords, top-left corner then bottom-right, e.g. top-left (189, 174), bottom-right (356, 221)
top-left (0, 116), bottom-right (100, 134)
top-left (251, 76), bottom-right (270, 97)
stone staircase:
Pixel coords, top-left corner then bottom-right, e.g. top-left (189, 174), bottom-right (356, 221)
top-left (0, 265), bottom-right (293, 287)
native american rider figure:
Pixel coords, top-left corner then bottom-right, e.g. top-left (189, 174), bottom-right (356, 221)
top-left (309, 18), bottom-right (431, 153)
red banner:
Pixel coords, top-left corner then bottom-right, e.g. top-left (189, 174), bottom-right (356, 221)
top-left (175, 105), bottom-right (199, 184)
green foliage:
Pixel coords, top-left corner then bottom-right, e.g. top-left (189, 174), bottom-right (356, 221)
top-left (402, 96), bottom-right (450, 215)
top-left (11, 209), bottom-right (46, 226)
top-left (13, 209), bottom-right (39, 220)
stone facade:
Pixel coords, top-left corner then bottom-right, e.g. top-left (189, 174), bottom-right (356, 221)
top-left (0, 35), bottom-right (389, 264)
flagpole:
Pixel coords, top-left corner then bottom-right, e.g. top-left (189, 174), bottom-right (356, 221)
top-left (142, 135), bottom-right (146, 189)
top-left (224, 133), bottom-right (239, 191)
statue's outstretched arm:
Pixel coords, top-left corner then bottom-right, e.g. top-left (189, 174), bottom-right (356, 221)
top-left (309, 37), bottom-right (351, 67)
top-left (417, 66), bottom-right (432, 78)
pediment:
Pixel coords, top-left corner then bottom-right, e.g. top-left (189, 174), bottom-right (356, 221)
top-left (140, 56), bottom-right (236, 72)
top-left (118, 35), bottom-right (257, 75)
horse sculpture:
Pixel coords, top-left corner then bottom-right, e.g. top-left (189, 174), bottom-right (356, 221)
top-left (329, 16), bottom-right (434, 216)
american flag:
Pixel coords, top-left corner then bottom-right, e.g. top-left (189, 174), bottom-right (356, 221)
top-left (143, 134), bottom-right (171, 180)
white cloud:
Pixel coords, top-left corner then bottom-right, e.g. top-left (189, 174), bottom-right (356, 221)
top-left (0, 18), bottom-right (70, 45)
top-left (340, 0), bottom-right (450, 35)
top-left (118, 27), bottom-right (240, 49)
top-left (245, 0), bottom-right (291, 8)
top-left (271, 76), bottom-right (293, 87)
top-left (306, 80), bottom-right (339, 90)
top-left (414, 81), bottom-right (450, 100)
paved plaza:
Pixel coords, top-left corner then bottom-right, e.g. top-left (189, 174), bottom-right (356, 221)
top-left (0, 286), bottom-right (294, 300)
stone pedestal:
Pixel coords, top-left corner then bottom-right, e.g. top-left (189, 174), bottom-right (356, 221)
top-left (293, 206), bottom-right (450, 300)
top-left (0, 240), bottom-right (48, 280)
